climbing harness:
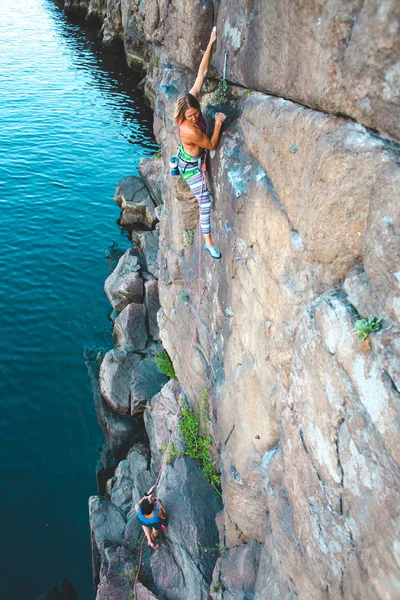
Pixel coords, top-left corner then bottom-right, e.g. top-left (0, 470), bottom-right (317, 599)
top-left (176, 144), bottom-right (205, 176)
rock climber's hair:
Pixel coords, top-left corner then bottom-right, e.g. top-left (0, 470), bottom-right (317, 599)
top-left (174, 93), bottom-right (202, 124)
top-left (140, 498), bottom-right (154, 515)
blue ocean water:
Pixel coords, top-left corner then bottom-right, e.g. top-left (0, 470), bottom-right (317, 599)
top-left (0, 1), bottom-right (157, 598)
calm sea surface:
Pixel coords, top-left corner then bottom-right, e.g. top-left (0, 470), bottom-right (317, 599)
top-left (0, 1), bottom-right (157, 598)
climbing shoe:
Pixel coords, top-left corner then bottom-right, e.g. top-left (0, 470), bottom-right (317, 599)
top-left (205, 245), bottom-right (221, 259)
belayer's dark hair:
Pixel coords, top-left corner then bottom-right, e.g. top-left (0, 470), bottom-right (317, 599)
top-left (140, 498), bottom-right (154, 515)
top-left (175, 93), bottom-right (202, 124)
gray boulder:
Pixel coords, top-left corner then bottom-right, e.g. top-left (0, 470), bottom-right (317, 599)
top-left (145, 279), bottom-right (161, 340)
top-left (99, 349), bottom-right (142, 415)
top-left (139, 157), bottom-right (165, 206)
top-left (210, 541), bottom-right (261, 600)
top-left (172, 173), bottom-right (199, 231)
top-left (144, 379), bottom-right (183, 475)
top-left (90, 497), bottom-right (127, 554)
top-left (110, 444), bottom-right (152, 512)
top-left (86, 0), bottom-right (107, 19)
top-left (98, 0), bottom-right (148, 69)
top-left (135, 584), bottom-right (163, 600)
top-left (86, 350), bottom-right (146, 490)
top-left (105, 248), bottom-right (143, 313)
top-left (95, 543), bottom-right (135, 600)
top-left (114, 303), bottom-right (148, 351)
top-left (130, 357), bottom-right (169, 415)
top-left (132, 229), bottom-right (160, 280)
top-left (115, 176), bottom-right (157, 229)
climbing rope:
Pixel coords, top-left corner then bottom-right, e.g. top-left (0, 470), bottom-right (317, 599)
top-left (222, 50), bottom-right (228, 94)
top-left (162, 114), bottom-right (167, 148)
top-left (133, 158), bottom-right (208, 599)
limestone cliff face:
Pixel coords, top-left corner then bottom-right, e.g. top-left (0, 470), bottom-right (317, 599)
top-left (64, 1), bottom-right (400, 598)
top-left (156, 78), bottom-right (400, 599)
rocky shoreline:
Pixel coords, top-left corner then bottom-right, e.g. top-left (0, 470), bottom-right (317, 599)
top-left (60, 1), bottom-right (400, 598)
top-left (87, 160), bottom-right (223, 600)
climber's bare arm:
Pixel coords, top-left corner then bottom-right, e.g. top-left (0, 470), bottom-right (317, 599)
top-left (189, 27), bottom-right (217, 98)
top-left (181, 113), bottom-right (226, 151)
top-left (157, 499), bottom-right (168, 519)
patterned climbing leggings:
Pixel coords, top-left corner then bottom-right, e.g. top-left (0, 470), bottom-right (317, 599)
top-left (178, 146), bottom-right (212, 236)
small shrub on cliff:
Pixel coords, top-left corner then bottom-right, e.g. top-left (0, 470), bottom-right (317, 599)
top-left (202, 79), bottom-right (237, 108)
top-left (159, 442), bottom-right (181, 464)
top-left (123, 566), bottom-right (138, 586)
top-left (353, 317), bottom-right (382, 343)
top-left (153, 348), bottom-right (176, 379)
top-left (178, 390), bottom-right (221, 493)
top-left (212, 580), bottom-right (226, 593)
top-left (183, 228), bottom-right (195, 247)
top-left (179, 290), bottom-right (190, 305)
top-left (148, 55), bottom-right (160, 72)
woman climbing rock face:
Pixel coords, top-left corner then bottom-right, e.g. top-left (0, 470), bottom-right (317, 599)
top-left (174, 26), bottom-right (226, 259)
top-left (135, 492), bottom-right (168, 550)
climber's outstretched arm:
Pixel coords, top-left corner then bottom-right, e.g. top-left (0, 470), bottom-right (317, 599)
top-left (189, 26), bottom-right (217, 98)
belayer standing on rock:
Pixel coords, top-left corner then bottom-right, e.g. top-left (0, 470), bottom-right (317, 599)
top-left (135, 488), bottom-right (168, 550)
top-left (174, 26), bottom-right (226, 259)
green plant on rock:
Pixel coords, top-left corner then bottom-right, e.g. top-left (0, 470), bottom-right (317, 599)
top-left (212, 580), bottom-right (226, 593)
top-left (179, 290), bottom-right (190, 305)
top-left (203, 79), bottom-right (215, 94)
top-left (154, 146), bottom-right (162, 158)
top-left (202, 79), bottom-right (237, 107)
top-left (123, 566), bottom-right (138, 587)
top-left (135, 531), bottom-right (144, 551)
top-left (153, 348), bottom-right (176, 379)
top-left (125, 533), bottom-right (144, 598)
top-left (178, 389), bottom-right (221, 493)
top-left (353, 317), bottom-right (383, 343)
top-left (160, 442), bottom-right (182, 464)
top-left (183, 228), bottom-right (195, 247)
top-left (148, 55), bottom-right (160, 71)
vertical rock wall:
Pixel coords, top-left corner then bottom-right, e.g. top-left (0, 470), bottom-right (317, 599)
top-left (155, 79), bottom-right (400, 599)
top-left (148, 3), bottom-right (400, 598)
top-left (62, 1), bottom-right (400, 598)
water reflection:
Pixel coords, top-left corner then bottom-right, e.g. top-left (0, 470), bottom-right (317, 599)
top-left (45, 0), bottom-right (156, 148)
top-left (0, 1), bottom-right (156, 598)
